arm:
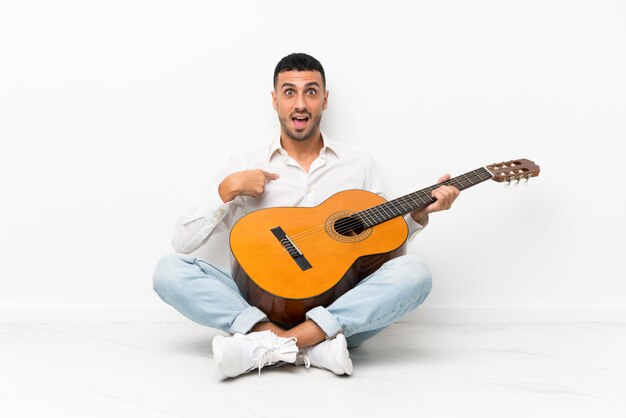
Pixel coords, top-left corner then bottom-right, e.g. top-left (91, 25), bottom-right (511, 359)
top-left (171, 156), bottom-right (278, 254)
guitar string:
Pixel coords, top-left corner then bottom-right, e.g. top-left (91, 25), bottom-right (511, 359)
top-left (260, 227), bottom-right (413, 270)
top-left (250, 228), bottom-right (414, 302)
top-left (285, 170), bottom-right (489, 246)
top-left (279, 165), bottom-right (524, 246)
top-left (288, 171), bottom-right (486, 245)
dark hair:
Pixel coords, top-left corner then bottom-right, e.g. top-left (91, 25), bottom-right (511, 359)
top-left (273, 53), bottom-right (326, 88)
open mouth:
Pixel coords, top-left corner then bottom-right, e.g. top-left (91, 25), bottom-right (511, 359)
top-left (291, 114), bottom-right (310, 130)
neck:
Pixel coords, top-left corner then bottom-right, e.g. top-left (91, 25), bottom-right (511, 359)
top-left (356, 167), bottom-right (494, 229)
top-left (280, 131), bottom-right (324, 170)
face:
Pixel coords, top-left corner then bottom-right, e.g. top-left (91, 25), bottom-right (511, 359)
top-left (272, 70), bottom-right (328, 142)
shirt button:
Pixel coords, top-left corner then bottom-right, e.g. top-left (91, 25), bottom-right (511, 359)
top-left (306, 187), bottom-right (312, 194)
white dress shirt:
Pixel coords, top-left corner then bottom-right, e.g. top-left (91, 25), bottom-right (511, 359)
top-left (172, 135), bottom-right (426, 254)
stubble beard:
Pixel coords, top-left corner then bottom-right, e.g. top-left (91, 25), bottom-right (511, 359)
top-left (280, 114), bottom-right (323, 142)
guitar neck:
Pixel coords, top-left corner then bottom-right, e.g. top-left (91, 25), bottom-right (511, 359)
top-left (357, 167), bottom-right (494, 228)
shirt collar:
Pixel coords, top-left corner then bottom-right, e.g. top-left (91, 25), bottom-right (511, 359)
top-left (268, 131), bottom-right (341, 161)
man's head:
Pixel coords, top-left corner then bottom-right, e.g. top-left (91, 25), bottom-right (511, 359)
top-left (273, 53), bottom-right (326, 90)
top-left (272, 53), bottom-right (328, 142)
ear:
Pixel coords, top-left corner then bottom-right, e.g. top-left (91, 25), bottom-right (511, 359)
top-left (323, 90), bottom-right (329, 111)
top-left (271, 90), bottom-right (278, 111)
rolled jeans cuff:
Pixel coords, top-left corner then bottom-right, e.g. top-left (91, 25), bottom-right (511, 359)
top-left (306, 306), bottom-right (343, 338)
top-left (229, 306), bottom-right (268, 334)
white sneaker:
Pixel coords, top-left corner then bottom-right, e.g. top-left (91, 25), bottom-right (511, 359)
top-left (296, 334), bottom-right (353, 376)
top-left (212, 330), bottom-right (298, 379)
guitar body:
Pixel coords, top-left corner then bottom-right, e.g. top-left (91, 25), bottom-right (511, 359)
top-left (230, 189), bottom-right (409, 328)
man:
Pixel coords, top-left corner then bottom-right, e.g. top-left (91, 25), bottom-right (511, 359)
top-left (153, 53), bottom-right (459, 379)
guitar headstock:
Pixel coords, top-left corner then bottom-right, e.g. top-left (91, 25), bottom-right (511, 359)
top-left (486, 159), bottom-right (541, 183)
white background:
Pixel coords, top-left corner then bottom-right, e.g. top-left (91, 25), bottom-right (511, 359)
top-left (1, 0), bottom-right (624, 321)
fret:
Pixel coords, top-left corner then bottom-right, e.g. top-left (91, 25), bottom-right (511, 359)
top-left (461, 173), bottom-right (475, 187)
top-left (450, 178), bottom-right (464, 190)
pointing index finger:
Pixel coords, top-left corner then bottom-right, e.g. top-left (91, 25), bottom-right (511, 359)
top-left (263, 171), bottom-right (279, 181)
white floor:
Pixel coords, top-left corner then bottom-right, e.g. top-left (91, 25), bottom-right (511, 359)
top-left (1, 321), bottom-right (625, 418)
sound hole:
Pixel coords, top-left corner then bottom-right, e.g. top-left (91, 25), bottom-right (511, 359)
top-left (333, 216), bottom-right (365, 237)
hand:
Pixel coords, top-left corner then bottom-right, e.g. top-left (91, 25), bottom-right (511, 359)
top-left (410, 174), bottom-right (460, 224)
top-left (218, 169), bottom-right (279, 202)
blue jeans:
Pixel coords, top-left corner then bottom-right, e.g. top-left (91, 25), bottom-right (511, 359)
top-left (153, 253), bottom-right (432, 348)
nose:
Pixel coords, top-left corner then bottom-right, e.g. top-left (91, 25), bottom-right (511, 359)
top-left (294, 92), bottom-right (307, 111)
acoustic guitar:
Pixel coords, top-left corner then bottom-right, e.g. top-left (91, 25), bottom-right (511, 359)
top-left (230, 159), bottom-right (540, 327)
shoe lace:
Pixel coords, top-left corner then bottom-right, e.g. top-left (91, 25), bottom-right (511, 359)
top-left (298, 348), bottom-right (311, 369)
top-left (250, 336), bottom-right (298, 375)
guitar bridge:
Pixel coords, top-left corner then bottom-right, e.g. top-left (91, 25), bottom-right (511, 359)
top-left (271, 226), bottom-right (312, 271)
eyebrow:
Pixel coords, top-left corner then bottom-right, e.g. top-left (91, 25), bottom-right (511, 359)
top-left (281, 82), bottom-right (321, 89)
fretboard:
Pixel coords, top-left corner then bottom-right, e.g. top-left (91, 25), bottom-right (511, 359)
top-left (357, 167), bottom-right (493, 228)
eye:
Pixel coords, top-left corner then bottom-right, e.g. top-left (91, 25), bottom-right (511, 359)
top-left (306, 89), bottom-right (317, 95)
top-left (284, 89), bottom-right (295, 96)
